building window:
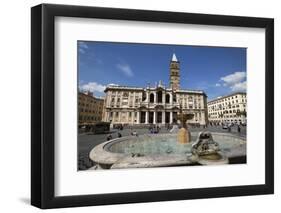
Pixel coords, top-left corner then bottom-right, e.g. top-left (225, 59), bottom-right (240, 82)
top-left (123, 92), bottom-right (129, 97)
top-left (142, 92), bottom-right (147, 101)
top-left (173, 95), bottom-right (177, 103)
top-left (157, 91), bottom-right (163, 103)
top-left (150, 93), bottom-right (155, 103)
top-left (165, 94), bottom-right (170, 103)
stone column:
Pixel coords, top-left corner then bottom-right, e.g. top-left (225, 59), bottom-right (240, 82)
top-left (170, 111), bottom-right (173, 124)
top-left (133, 92), bottom-right (136, 108)
top-left (107, 111), bottom-right (110, 122)
top-left (162, 111), bottom-right (165, 124)
top-left (145, 111), bottom-right (149, 124)
top-left (112, 112), bottom-right (115, 123)
top-left (153, 111), bottom-right (156, 124)
top-left (201, 112), bottom-right (205, 125)
top-left (136, 111), bottom-right (140, 124)
top-left (126, 111), bottom-right (129, 124)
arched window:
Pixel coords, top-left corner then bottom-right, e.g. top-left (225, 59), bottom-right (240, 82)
top-left (157, 91), bottom-right (162, 103)
top-left (173, 94), bottom-right (177, 103)
top-left (165, 94), bottom-right (170, 103)
top-left (142, 92), bottom-right (147, 101)
top-left (150, 93), bottom-right (154, 103)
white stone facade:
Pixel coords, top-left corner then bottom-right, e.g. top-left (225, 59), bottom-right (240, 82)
top-left (207, 92), bottom-right (247, 124)
top-left (102, 85), bottom-right (208, 125)
top-left (102, 53), bottom-right (208, 126)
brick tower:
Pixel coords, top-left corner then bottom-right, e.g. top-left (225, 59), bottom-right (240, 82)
top-left (169, 53), bottom-right (180, 90)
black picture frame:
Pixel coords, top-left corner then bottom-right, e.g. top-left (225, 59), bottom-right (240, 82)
top-left (31, 3), bottom-right (274, 209)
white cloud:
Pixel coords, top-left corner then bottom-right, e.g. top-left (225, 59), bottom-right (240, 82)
top-left (215, 83), bottom-right (221, 87)
top-left (79, 41), bottom-right (88, 49)
top-left (219, 71), bottom-right (247, 92)
top-left (78, 41), bottom-right (88, 54)
top-left (230, 81), bottom-right (247, 92)
top-left (107, 83), bottom-right (119, 86)
top-left (220, 71), bottom-right (246, 86)
top-left (116, 63), bottom-right (133, 77)
top-left (79, 48), bottom-right (86, 54)
top-left (80, 82), bottom-right (106, 93)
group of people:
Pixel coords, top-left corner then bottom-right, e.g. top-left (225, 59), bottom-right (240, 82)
top-left (149, 125), bottom-right (161, 134)
top-left (227, 124), bottom-right (241, 133)
top-left (106, 131), bottom-right (123, 141)
top-left (105, 121), bottom-right (242, 141)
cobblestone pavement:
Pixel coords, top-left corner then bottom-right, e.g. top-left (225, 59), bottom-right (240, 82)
top-left (78, 125), bottom-right (246, 170)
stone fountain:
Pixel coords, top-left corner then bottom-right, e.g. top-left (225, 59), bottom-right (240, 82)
top-left (89, 131), bottom-right (245, 169)
top-left (89, 105), bottom-right (245, 169)
top-left (176, 105), bottom-right (194, 144)
top-left (191, 131), bottom-right (228, 164)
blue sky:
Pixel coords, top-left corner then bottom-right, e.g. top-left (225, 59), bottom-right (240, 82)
top-left (78, 41), bottom-right (246, 100)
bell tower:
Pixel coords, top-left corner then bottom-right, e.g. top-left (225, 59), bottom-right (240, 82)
top-left (169, 53), bottom-right (180, 90)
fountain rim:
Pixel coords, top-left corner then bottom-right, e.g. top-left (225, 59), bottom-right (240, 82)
top-left (89, 132), bottom-right (246, 166)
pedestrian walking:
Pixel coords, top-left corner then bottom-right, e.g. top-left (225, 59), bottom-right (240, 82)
top-left (237, 124), bottom-right (241, 133)
top-left (107, 134), bottom-right (112, 141)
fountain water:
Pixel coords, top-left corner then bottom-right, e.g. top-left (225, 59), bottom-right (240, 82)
top-left (89, 106), bottom-right (245, 169)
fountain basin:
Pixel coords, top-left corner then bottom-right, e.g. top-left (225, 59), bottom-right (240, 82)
top-left (89, 132), bottom-right (246, 169)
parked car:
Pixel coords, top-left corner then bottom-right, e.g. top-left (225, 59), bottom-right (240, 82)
top-left (222, 124), bottom-right (228, 129)
top-left (241, 121), bottom-right (247, 126)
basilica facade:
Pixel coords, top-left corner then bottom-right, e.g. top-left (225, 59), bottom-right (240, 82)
top-left (102, 54), bottom-right (208, 125)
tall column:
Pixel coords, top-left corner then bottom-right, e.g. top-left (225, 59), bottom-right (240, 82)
top-left (136, 111), bottom-right (140, 124)
top-left (111, 112), bottom-right (116, 123)
top-left (153, 111), bottom-right (156, 124)
top-left (201, 112), bottom-right (205, 125)
top-left (118, 112), bottom-right (121, 123)
top-left (107, 111), bottom-right (110, 122)
top-left (170, 111), bottom-right (173, 124)
top-left (145, 111), bottom-right (148, 124)
top-left (133, 92), bottom-right (136, 108)
top-left (162, 111), bottom-right (165, 124)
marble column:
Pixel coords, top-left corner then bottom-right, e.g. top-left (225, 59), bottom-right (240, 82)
top-left (126, 112), bottom-right (129, 124)
top-left (107, 111), bottom-right (110, 122)
top-left (170, 111), bottom-right (173, 124)
top-left (145, 111), bottom-right (149, 124)
top-left (136, 111), bottom-right (140, 124)
top-left (153, 111), bottom-right (156, 124)
top-left (162, 111), bottom-right (165, 124)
